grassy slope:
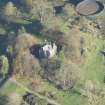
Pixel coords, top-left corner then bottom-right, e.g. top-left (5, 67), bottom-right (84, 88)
top-left (81, 32), bottom-right (105, 83)
top-left (38, 31), bottom-right (105, 105)
top-left (0, 80), bottom-right (26, 95)
top-left (0, 0), bottom-right (105, 104)
top-left (2, 33), bottom-right (105, 105)
top-left (1, 25), bottom-right (105, 105)
top-left (38, 82), bottom-right (86, 105)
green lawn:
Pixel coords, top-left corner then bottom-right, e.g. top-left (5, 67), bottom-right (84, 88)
top-left (0, 80), bottom-right (26, 95)
top-left (81, 33), bottom-right (105, 83)
top-left (55, 92), bottom-right (86, 105)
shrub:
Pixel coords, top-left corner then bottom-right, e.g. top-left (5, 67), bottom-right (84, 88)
top-left (0, 55), bottom-right (9, 78)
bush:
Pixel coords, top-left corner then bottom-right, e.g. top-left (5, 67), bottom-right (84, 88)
top-left (22, 0), bottom-right (55, 28)
top-left (0, 55), bottom-right (9, 78)
top-left (40, 58), bottom-right (61, 82)
top-left (41, 58), bottom-right (80, 90)
top-left (23, 93), bottom-right (48, 105)
top-left (0, 94), bottom-right (9, 105)
top-left (56, 60), bottom-right (80, 90)
top-left (13, 33), bottom-right (41, 84)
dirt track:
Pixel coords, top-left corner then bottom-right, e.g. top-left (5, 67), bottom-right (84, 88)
top-left (9, 77), bottom-right (61, 105)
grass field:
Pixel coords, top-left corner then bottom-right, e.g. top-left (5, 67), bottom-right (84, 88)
top-left (81, 32), bottom-right (105, 83)
top-left (0, 79), bottom-right (26, 96)
top-left (1, 26), bottom-right (105, 105)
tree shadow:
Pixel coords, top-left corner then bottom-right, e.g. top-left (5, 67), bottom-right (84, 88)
top-left (67, 0), bottom-right (83, 6)
top-left (26, 20), bottom-right (43, 35)
top-left (30, 44), bottom-right (42, 59)
top-left (100, 51), bottom-right (105, 56)
top-left (0, 94), bottom-right (9, 105)
top-left (70, 89), bottom-right (81, 96)
top-left (95, 1), bottom-right (104, 14)
top-left (54, 6), bottom-right (64, 14)
top-left (0, 76), bottom-right (10, 87)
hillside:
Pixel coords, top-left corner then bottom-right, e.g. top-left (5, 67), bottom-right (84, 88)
top-left (0, 0), bottom-right (105, 105)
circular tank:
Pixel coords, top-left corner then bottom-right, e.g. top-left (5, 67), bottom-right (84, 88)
top-left (76, 0), bottom-right (104, 16)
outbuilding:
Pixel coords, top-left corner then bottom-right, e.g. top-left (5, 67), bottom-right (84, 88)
top-left (39, 42), bottom-right (57, 59)
top-left (76, 0), bottom-right (104, 16)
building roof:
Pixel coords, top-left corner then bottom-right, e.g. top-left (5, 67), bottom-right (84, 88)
top-left (39, 43), bottom-right (57, 59)
top-left (76, 0), bottom-right (100, 15)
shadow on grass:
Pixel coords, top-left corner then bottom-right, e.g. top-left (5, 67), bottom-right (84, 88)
top-left (0, 76), bottom-right (10, 88)
top-left (70, 89), bottom-right (81, 96)
top-left (30, 44), bottom-right (42, 59)
top-left (67, 0), bottom-right (83, 6)
top-left (0, 94), bottom-right (9, 105)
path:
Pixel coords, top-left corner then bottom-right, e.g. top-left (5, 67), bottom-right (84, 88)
top-left (9, 77), bottom-right (61, 105)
